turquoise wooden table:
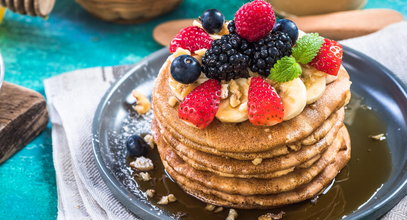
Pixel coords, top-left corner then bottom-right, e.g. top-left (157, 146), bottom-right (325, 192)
top-left (0, 0), bottom-right (405, 219)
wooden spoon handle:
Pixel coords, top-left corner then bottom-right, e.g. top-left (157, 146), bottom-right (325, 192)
top-left (288, 9), bottom-right (404, 40)
top-left (153, 19), bottom-right (194, 47)
top-left (153, 9), bottom-right (404, 46)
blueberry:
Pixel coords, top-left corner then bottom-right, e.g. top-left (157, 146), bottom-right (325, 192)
top-left (170, 55), bottom-right (201, 84)
top-left (273, 19), bottom-right (298, 44)
top-left (126, 135), bottom-right (149, 157)
top-left (200, 9), bottom-right (225, 34)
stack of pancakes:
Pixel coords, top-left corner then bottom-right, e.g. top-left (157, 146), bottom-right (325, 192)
top-left (152, 59), bottom-right (352, 209)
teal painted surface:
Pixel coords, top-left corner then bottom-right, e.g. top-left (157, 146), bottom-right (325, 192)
top-left (0, 0), bottom-right (405, 219)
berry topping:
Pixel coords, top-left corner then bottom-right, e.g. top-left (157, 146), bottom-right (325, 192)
top-left (273, 19), bottom-right (299, 44)
top-left (169, 26), bottom-right (213, 53)
top-left (126, 135), bottom-right (150, 157)
top-left (250, 31), bottom-right (293, 77)
top-left (200, 9), bottom-right (225, 34)
top-left (292, 33), bottom-right (324, 64)
top-left (202, 34), bottom-right (253, 81)
top-left (248, 77), bottom-right (284, 126)
top-left (171, 55), bottom-right (201, 84)
top-left (227, 20), bottom-right (236, 34)
top-left (309, 38), bottom-right (343, 76)
top-left (178, 79), bottom-right (221, 129)
top-left (234, 0), bottom-right (276, 42)
top-left (269, 56), bottom-right (302, 82)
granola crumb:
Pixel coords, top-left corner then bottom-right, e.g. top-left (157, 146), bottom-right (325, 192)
top-left (205, 204), bottom-right (216, 212)
top-left (145, 189), bottom-right (155, 198)
top-left (264, 128), bottom-right (270, 132)
top-left (157, 194), bottom-right (177, 205)
top-left (229, 80), bottom-right (242, 108)
top-left (268, 134), bottom-right (272, 140)
top-left (258, 211), bottom-right (285, 220)
top-left (310, 196), bottom-right (319, 204)
top-left (144, 134), bottom-right (155, 149)
top-left (213, 206), bottom-right (224, 213)
top-left (168, 96), bottom-right (178, 107)
top-left (221, 84), bottom-right (229, 99)
top-left (138, 172), bottom-right (151, 181)
top-left (130, 156), bottom-right (154, 171)
top-left (252, 158), bottom-right (263, 166)
top-left (369, 133), bottom-right (386, 141)
top-left (132, 90), bottom-right (151, 115)
top-left (226, 209), bottom-right (238, 220)
top-left (175, 211), bottom-right (188, 219)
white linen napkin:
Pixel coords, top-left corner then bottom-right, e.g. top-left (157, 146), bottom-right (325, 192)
top-left (44, 22), bottom-right (407, 220)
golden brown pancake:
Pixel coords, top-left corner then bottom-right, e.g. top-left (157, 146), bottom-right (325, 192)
top-left (154, 107), bottom-right (344, 160)
top-left (157, 127), bottom-right (351, 209)
top-left (153, 111), bottom-right (343, 177)
top-left (156, 125), bottom-right (347, 195)
top-left (152, 59), bottom-right (351, 153)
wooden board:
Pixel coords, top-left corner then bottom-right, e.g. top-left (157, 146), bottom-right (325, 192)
top-left (0, 82), bottom-right (48, 163)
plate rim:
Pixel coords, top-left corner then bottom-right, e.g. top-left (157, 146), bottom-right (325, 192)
top-left (92, 47), bottom-right (407, 220)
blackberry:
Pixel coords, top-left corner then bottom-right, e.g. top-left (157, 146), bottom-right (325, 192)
top-left (250, 31), bottom-right (293, 77)
top-left (202, 34), bottom-right (253, 81)
top-left (227, 20), bottom-right (236, 34)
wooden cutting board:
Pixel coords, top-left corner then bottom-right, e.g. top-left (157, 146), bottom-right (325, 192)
top-left (0, 82), bottom-right (48, 163)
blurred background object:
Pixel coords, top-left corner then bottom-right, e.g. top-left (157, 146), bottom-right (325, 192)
top-left (268, 0), bottom-right (367, 16)
top-left (0, 0), bottom-right (55, 17)
top-left (0, 53), bottom-right (3, 88)
top-left (0, 6), bottom-right (6, 22)
top-left (76, 0), bottom-right (183, 23)
top-left (153, 9), bottom-right (404, 46)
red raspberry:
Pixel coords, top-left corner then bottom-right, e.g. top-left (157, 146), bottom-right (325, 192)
top-left (234, 0), bottom-right (276, 42)
top-left (169, 26), bottom-right (213, 53)
top-left (309, 39), bottom-right (343, 76)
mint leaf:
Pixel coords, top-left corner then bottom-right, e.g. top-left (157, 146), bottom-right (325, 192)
top-left (268, 56), bottom-right (302, 83)
top-left (292, 33), bottom-right (324, 64)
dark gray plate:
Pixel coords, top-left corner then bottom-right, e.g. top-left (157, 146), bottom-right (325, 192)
top-left (92, 47), bottom-right (407, 220)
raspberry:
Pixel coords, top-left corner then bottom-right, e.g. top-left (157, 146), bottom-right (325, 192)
top-left (250, 31), bottom-right (293, 77)
top-left (234, 0), bottom-right (276, 42)
top-left (202, 34), bottom-right (253, 81)
top-left (169, 26), bottom-right (213, 53)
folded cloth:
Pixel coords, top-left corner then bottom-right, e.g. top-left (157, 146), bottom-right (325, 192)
top-left (44, 21), bottom-right (407, 220)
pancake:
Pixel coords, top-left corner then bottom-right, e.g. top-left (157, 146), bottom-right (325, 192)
top-left (158, 127), bottom-right (351, 209)
top-left (156, 125), bottom-right (347, 195)
top-left (152, 59), bottom-right (351, 153)
top-left (154, 107), bottom-right (344, 160)
top-left (153, 110), bottom-right (343, 177)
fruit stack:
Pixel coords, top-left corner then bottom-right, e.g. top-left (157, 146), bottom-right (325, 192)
top-left (152, 0), bottom-right (352, 208)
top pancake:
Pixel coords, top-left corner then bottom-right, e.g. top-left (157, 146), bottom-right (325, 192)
top-left (152, 58), bottom-right (351, 153)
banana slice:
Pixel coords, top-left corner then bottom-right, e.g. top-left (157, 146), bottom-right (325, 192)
top-left (326, 65), bottom-right (345, 84)
top-left (276, 78), bottom-right (307, 121)
top-left (216, 78), bottom-right (249, 123)
top-left (301, 66), bottom-right (326, 104)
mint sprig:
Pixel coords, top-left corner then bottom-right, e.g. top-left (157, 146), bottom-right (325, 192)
top-left (268, 56), bottom-right (302, 83)
top-left (292, 33), bottom-right (324, 64)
